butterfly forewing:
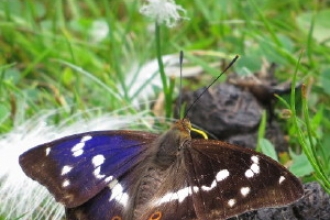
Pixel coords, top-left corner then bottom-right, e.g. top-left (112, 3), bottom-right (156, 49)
top-left (19, 130), bottom-right (158, 208)
top-left (184, 139), bottom-right (304, 219)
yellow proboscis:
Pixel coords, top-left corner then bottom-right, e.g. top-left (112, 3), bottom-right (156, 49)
top-left (191, 127), bottom-right (208, 140)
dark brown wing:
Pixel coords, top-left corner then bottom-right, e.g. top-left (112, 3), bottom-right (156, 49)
top-left (184, 139), bottom-right (303, 220)
top-left (123, 138), bottom-right (303, 220)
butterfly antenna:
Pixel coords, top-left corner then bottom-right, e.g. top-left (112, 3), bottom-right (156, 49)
top-left (177, 50), bottom-right (184, 118)
top-left (184, 55), bottom-right (239, 118)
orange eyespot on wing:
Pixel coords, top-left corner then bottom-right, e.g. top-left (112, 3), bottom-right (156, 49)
top-left (148, 211), bottom-right (162, 220)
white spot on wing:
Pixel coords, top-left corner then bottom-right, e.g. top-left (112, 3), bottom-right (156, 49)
top-left (105, 176), bottom-right (113, 182)
top-left (251, 155), bottom-right (259, 164)
top-left (81, 135), bottom-right (92, 142)
top-left (155, 186), bottom-right (199, 205)
top-left (216, 169), bottom-right (230, 181)
top-left (93, 167), bottom-right (105, 179)
top-left (177, 188), bottom-right (192, 202)
top-left (201, 180), bottom-right (216, 191)
top-left (71, 135), bottom-right (92, 157)
top-left (61, 165), bottom-right (73, 175)
top-left (228, 198), bottom-right (236, 207)
top-left (45, 147), bottom-right (51, 156)
top-left (71, 142), bottom-right (85, 157)
top-left (109, 179), bottom-right (128, 207)
top-left (109, 179), bottom-right (119, 189)
top-left (240, 187), bottom-right (250, 197)
top-left (62, 179), bottom-right (70, 187)
top-left (192, 186), bottom-right (199, 193)
top-left (200, 169), bottom-right (230, 192)
top-left (251, 163), bottom-right (260, 174)
top-left (71, 142), bottom-right (85, 152)
top-left (92, 155), bottom-right (107, 179)
top-left (245, 169), bottom-right (254, 178)
top-left (73, 150), bottom-right (83, 157)
top-left (279, 176), bottom-right (285, 184)
top-left (92, 154), bottom-right (105, 167)
top-left (245, 155), bottom-right (260, 178)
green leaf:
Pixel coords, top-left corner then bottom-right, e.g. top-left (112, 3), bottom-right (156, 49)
top-left (320, 67), bottom-right (330, 96)
top-left (296, 9), bottom-right (330, 45)
top-left (0, 103), bottom-right (10, 121)
top-left (260, 138), bottom-right (278, 161)
top-left (289, 150), bottom-right (314, 177)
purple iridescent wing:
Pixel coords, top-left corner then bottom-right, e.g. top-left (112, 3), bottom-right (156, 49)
top-left (19, 130), bottom-right (158, 208)
top-left (65, 180), bottom-right (129, 220)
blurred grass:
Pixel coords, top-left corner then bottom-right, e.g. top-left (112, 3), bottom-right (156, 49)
top-left (1, 0), bottom-right (330, 217)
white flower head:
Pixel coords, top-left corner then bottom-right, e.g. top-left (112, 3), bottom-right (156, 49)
top-left (140, 0), bottom-right (188, 27)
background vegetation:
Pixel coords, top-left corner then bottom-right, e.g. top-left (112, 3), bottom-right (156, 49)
top-left (1, 0), bottom-right (330, 219)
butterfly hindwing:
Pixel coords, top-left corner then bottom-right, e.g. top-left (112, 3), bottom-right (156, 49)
top-left (66, 157), bottom-right (198, 220)
top-left (184, 139), bottom-right (303, 219)
top-left (19, 130), bottom-right (158, 208)
top-left (66, 175), bottom-right (131, 220)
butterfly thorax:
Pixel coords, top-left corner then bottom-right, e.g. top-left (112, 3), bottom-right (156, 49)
top-left (153, 119), bottom-right (191, 168)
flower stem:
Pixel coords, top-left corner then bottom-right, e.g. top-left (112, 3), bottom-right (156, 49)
top-left (155, 23), bottom-right (172, 118)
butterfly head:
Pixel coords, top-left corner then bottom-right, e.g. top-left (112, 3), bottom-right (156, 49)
top-left (172, 118), bottom-right (192, 137)
top-left (173, 118), bottom-right (208, 140)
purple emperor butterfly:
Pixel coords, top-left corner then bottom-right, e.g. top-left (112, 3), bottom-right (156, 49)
top-left (19, 118), bottom-right (303, 220)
